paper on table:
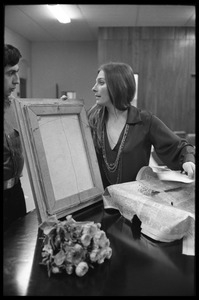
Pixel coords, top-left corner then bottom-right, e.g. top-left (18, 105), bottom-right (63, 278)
top-left (102, 166), bottom-right (195, 256)
top-left (152, 167), bottom-right (194, 183)
top-left (182, 217), bottom-right (195, 256)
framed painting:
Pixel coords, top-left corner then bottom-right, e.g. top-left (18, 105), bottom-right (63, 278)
top-left (13, 98), bottom-right (104, 223)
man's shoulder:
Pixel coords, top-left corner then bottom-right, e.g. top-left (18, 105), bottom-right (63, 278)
top-left (4, 97), bottom-right (18, 128)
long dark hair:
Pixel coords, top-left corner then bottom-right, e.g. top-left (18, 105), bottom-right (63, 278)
top-left (88, 62), bottom-right (136, 150)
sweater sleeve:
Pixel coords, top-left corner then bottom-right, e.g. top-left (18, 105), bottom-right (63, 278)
top-left (149, 115), bottom-right (195, 170)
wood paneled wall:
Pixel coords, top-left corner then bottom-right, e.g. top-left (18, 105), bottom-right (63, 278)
top-left (98, 27), bottom-right (195, 133)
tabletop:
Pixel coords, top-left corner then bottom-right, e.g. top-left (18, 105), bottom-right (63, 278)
top-left (3, 201), bottom-right (195, 296)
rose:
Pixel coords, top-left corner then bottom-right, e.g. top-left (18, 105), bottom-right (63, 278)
top-left (39, 214), bottom-right (112, 277)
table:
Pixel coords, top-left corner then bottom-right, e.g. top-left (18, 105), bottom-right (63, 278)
top-left (3, 201), bottom-right (195, 296)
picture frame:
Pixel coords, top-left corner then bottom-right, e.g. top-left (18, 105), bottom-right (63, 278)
top-left (13, 98), bottom-right (104, 223)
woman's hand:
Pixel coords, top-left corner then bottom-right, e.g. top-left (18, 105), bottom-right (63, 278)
top-left (182, 161), bottom-right (195, 180)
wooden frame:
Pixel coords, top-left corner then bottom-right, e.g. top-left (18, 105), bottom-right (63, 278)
top-left (13, 98), bottom-right (104, 223)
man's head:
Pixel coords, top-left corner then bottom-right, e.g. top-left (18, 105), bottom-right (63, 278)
top-left (4, 44), bottom-right (22, 100)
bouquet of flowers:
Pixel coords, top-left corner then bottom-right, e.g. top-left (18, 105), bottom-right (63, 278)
top-left (39, 214), bottom-right (112, 277)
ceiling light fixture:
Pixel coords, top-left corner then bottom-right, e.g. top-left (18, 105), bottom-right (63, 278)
top-left (47, 5), bottom-right (71, 24)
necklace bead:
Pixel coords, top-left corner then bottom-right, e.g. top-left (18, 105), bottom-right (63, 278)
top-left (102, 124), bottom-right (129, 184)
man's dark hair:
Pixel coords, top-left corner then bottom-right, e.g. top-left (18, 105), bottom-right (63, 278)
top-left (4, 44), bottom-right (22, 67)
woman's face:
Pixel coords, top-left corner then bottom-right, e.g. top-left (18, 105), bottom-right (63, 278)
top-left (92, 70), bottom-right (111, 107)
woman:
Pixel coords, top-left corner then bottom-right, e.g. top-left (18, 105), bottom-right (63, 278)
top-left (87, 62), bottom-right (195, 189)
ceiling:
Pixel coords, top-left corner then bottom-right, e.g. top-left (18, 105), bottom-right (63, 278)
top-left (4, 4), bottom-right (195, 42)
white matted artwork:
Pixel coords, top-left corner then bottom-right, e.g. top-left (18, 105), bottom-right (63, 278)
top-left (39, 114), bottom-right (93, 199)
top-left (13, 98), bottom-right (104, 223)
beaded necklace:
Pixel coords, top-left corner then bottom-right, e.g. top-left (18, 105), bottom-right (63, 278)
top-left (102, 123), bottom-right (129, 184)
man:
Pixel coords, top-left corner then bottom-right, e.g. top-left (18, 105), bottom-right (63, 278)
top-left (4, 44), bottom-right (27, 231)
